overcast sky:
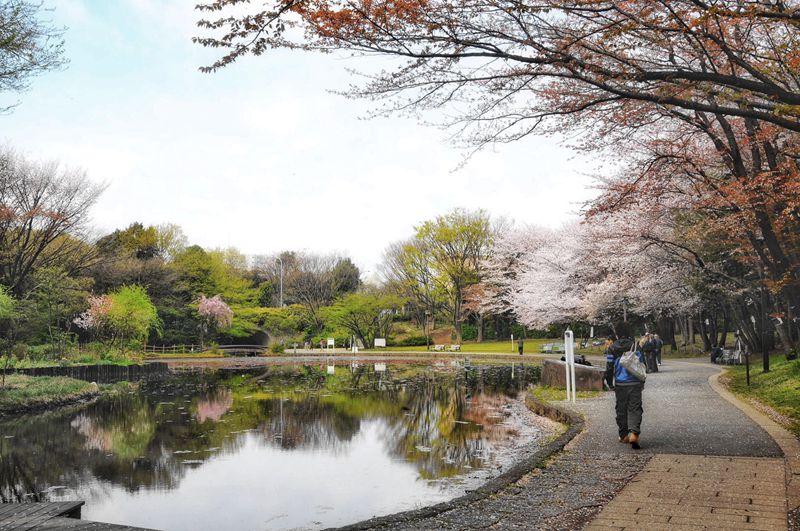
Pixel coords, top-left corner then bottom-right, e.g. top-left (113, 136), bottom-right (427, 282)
top-left (1, 0), bottom-right (600, 274)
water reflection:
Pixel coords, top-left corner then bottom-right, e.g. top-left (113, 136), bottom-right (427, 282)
top-left (0, 364), bottom-right (543, 530)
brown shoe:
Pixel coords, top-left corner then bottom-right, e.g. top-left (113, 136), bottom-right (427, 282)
top-left (628, 432), bottom-right (640, 449)
top-left (619, 434), bottom-right (630, 443)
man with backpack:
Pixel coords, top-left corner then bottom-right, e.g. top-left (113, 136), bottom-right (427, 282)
top-left (605, 322), bottom-right (646, 449)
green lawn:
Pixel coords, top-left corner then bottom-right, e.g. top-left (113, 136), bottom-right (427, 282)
top-left (530, 385), bottom-right (602, 403)
top-left (0, 375), bottom-right (99, 414)
top-left (725, 357), bottom-right (800, 436)
top-left (368, 338), bottom-right (570, 354)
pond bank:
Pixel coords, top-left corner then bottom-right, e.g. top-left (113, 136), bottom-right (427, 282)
top-left (0, 375), bottom-right (100, 417)
top-left (332, 393), bottom-right (588, 530)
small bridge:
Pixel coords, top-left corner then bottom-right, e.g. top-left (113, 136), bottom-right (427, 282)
top-left (217, 344), bottom-right (267, 356)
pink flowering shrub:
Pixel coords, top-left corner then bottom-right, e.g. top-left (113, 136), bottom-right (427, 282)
top-left (198, 294), bottom-right (233, 330)
top-left (73, 295), bottom-right (112, 331)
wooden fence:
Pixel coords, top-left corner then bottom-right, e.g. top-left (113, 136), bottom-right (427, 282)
top-left (9, 362), bottom-right (170, 383)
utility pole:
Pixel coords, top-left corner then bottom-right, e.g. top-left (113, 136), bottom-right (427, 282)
top-left (276, 257), bottom-right (284, 307)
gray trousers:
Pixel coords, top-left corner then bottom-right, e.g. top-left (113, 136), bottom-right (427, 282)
top-left (614, 383), bottom-right (644, 437)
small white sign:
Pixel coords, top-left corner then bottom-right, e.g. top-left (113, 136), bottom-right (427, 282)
top-left (327, 338), bottom-right (335, 347)
top-left (326, 365), bottom-right (335, 375)
top-left (374, 363), bottom-right (386, 372)
top-left (374, 338), bottom-right (386, 348)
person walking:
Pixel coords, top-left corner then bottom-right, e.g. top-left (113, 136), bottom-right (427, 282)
top-left (605, 322), bottom-right (646, 449)
top-left (653, 334), bottom-right (664, 366)
top-left (641, 334), bottom-right (658, 373)
top-left (604, 335), bottom-right (616, 390)
top-left (518, 336), bottom-right (524, 355)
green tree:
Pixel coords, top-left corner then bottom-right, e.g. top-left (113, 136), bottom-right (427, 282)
top-left (415, 209), bottom-right (492, 342)
top-left (0, 287), bottom-right (15, 386)
top-left (106, 285), bottom-right (159, 348)
top-left (18, 267), bottom-right (91, 354)
top-left (96, 222), bottom-right (160, 260)
top-left (331, 258), bottom-right (361, 297)
top-left (325, 292), bottom-right (404, 350)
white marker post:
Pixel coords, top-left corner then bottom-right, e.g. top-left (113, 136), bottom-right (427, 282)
top-left (564, 330), bottom-right (576, 402)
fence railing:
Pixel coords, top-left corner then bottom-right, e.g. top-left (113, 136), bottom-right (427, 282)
top-left (143, 344), bottom-right (201, 354)
top-left (143, 344), bottom-right (267, 355)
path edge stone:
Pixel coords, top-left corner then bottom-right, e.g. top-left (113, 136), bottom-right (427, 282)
top-left (327, 393), bottom-right (585, 531)
top-left (708, 367), bottom-right (800, 513)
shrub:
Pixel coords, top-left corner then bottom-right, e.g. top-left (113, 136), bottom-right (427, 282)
top-left (461, 324), bottom-right (478, 341)
top-left (389, 335), bottom-right (428, 347)
top-left (11, 343), bottom-right (27, 361)
top-left (270, 342), bottom-right (285, 354)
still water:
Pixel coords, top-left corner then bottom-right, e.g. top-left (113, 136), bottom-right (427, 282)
top-left (0, 363), bottom-right (547, 530)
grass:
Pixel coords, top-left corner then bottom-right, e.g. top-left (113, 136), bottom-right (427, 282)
top-left (0, 355), bottom-right (140, 369)
top-left (0, 374), bottom-right (99, 413)
top-left (368, 339), bottom-right (565, 354)
top-left (724, 356), bottom-right (800, 436)
top-left (529, 385), bottom-right (602, 404)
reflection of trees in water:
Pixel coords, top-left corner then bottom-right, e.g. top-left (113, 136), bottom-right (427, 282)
top-left (0, 364), bottom-right (540, 501)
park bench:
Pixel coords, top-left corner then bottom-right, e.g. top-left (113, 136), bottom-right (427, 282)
top-left (450, 344), bottom-right (461, 352)
top-left (433, 344), bottom-right (446, 351)
top-left (541, 342), bottom-right (566, 354)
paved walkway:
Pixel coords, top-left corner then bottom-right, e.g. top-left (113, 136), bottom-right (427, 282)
top-left (345, 359), bottom-right (795, 530)
top-left (581, 360), bottom-right (792, 530)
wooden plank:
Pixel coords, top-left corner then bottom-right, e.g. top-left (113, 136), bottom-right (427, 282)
top-left (0, 503), bottom-right (152, 531)
top-left (28, 516), bottom-right (157, 530)
top-left (0, 502), bottom-right (84, 529)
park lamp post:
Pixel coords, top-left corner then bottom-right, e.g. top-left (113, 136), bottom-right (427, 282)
top-left (275, 257), bottom-right (284, 307)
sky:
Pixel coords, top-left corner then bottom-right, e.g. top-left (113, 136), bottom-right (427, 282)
top-left (1, 0), bottom-right (601, 275)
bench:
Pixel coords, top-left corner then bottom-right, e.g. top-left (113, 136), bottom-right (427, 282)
top-left (433, 344), bottom-right (446, 351)
top-left (540, 342), bottom-right (566, 354)
top-left (450, 344), bottom-right (461, 352)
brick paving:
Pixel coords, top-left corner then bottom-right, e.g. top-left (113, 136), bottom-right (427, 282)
top-left (586, 454), bottom-right (787, 530)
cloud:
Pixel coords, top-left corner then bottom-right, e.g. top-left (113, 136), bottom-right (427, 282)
top-left (7, 1), bottom-right (603, 273)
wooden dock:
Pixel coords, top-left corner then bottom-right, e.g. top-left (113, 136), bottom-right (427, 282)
top-left (0, 502), bottom-right (155, 530)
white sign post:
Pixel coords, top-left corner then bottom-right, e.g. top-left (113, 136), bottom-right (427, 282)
top-left (564, 330), bottom-right (576, 403)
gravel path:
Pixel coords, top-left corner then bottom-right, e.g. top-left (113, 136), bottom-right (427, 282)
top-left (341, 359), bottom-right (784, 530)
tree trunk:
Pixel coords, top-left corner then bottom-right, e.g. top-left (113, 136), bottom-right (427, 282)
top-left (453, 286), bottom-right (463, 343)
top-left (717, 310), bottom-right (729, 348)
top-left (477, 313), bottom-right (484, 343)
top-left (698, 314), bottom-right (712, 352)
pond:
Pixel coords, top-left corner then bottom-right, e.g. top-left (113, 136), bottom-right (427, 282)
top-left (0, 362), bottom-right (551, 530)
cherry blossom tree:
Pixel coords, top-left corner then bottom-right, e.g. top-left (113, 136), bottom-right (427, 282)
top-left (73, 294), bottom-right (112, 337)
top-left (197, 294), bottom-right (234, 348)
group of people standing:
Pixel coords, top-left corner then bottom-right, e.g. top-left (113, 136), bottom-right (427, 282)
top-left (603, 324), bottom-right (664, 450)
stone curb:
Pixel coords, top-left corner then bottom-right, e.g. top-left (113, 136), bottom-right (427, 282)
top-left (327, 394), bottom-right (586, 531)
top-left (708, 367), bottom-right (800, 512)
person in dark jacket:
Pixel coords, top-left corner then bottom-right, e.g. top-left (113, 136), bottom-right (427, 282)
top-left (641, 334), bottom-right (658, 373)
top-left (605, 322), bottom-right (645, 449)
top-left (604, 335), bottom-right (616, 389)
top-left (653, 334), bottom-right (664, 365)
